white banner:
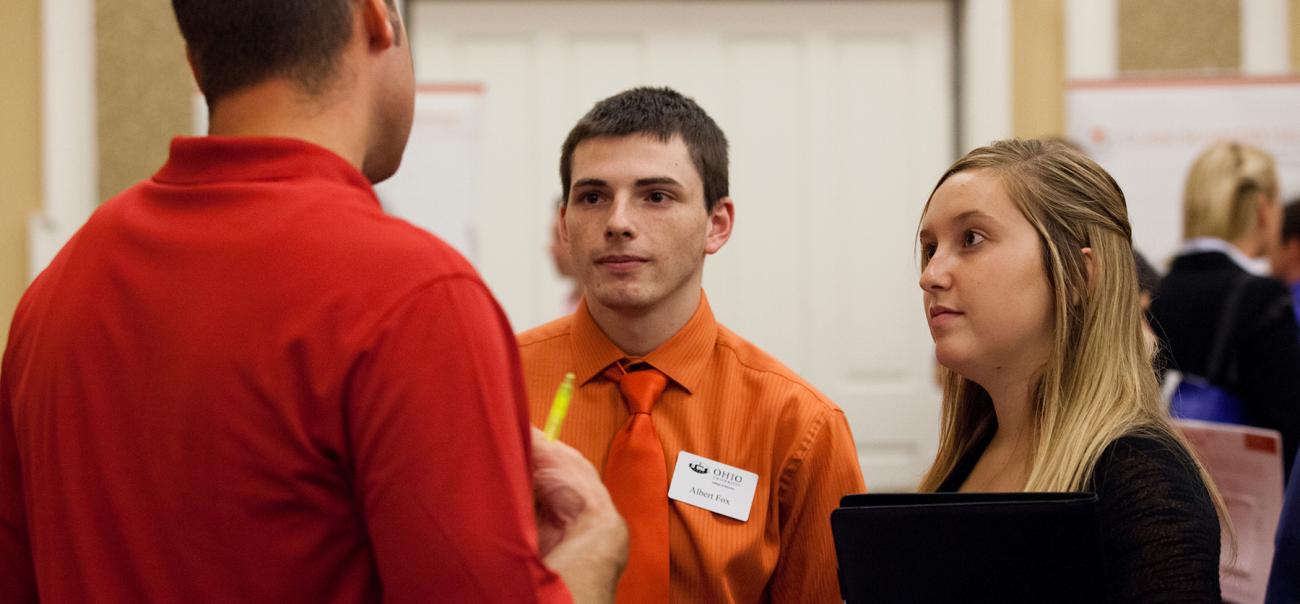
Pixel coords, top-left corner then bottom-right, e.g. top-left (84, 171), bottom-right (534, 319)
top-left (193, 85), bottom-right (484, 260)
top-left (1067, 77), bottom-right (1300, 267)
top-left (374, 84), bottom-right (483, 261)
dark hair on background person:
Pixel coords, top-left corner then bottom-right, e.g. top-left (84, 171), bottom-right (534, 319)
top-left (560, 87), bottom-right (730, 211)
top-left (1134, 250), bottom-right (1161, 297)
top-left (1284, 198), bottom-right (1300, 243)
top-left (172, 0), bottom-right (401, 103)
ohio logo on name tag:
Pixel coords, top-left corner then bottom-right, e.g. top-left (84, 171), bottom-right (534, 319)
top-left (667, 451), bottom-right (759, 522)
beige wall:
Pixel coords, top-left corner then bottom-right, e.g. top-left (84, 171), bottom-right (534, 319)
top-left (1118, 0), bottom-right (1240, 73)
top-left (1011, 0), bottom-right (1065, 138)
top-left (1010, 0), bottom-right (1262, 141)
top-left (96, 0), bottom-right (192, 202)
top-left (1293, 0), bottom-right (1300, 71)
top-left (0, 0), bottom-right (41, 350)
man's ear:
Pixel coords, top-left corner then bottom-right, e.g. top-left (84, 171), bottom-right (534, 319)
top-left (361, 0), bottom-right (398, 50)
top-left (558, 200), bottom-right (570, 245)
top-left (704, 197), bottom-right (735, 255)
top-left (185, 46), bottom-right (204, 94)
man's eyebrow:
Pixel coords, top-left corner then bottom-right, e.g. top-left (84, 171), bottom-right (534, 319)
top-left (635, 177), bottom-right (683, 188)
top-left (572, 178), bottom-right (607, 188)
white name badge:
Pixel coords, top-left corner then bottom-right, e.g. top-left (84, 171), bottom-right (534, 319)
top-left (667, 451), bottom-right (759, 522)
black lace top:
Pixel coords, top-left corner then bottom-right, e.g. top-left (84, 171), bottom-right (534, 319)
top-left (938, 431), bottom-right (1222, 603)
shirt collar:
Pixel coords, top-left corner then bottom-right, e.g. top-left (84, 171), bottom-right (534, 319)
top-left (152, 136), bottom-right (377, 203)
top-left (1178, 237), bottom-right (1271, 276)
top-left (569, 291), bottom-right (719, 394)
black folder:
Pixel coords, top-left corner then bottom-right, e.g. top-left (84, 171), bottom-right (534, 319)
top-left (831, 492), bottom-right (1103, 603)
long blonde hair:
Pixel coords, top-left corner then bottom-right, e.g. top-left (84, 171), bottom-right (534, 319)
top-left (1183, 141), bottom-right (1278, 242)
top-left (915, 140), bottom-right (1226, 523)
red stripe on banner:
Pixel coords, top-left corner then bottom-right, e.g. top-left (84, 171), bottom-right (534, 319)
top-left (1244, 434), bottom-right (1279, 454)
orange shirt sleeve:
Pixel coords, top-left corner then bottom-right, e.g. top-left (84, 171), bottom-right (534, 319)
top-left (769, 407), bottom-right (865, 603)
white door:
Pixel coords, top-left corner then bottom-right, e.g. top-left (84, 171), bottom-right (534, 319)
top-left (409, 1), bottom-right (953, 491)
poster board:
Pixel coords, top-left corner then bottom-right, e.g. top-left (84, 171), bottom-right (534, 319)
top-left (373, 84), bottom-right (483, 261)
top-left (1176, 419), bottom-right (1285, 604)
top-left (1066, 77), bottom-right (1300, 266)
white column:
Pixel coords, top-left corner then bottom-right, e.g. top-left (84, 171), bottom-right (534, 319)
top-left (1065, 0), bottom-right (1118, 80)
top-left (32, 0), bottom-right (97, 279)
top-left (1241, 0), bottom-right (1290, 74)
top-left (960, 0), bottom-right (1013, 152)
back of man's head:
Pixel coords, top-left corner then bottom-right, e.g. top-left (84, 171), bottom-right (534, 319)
top-left (1284, 199), bottom-right (1300, 244)
top-left (1273, 198), bottom-right (1300, 284)
top-left (172, 0), bottom-right (397, 104)
top-left (560, 87), bottom-right (729, 211)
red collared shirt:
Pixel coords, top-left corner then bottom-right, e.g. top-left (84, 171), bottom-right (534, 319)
top-left (0, 136), bottom-right (569, 603)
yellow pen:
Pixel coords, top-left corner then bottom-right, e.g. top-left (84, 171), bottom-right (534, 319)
top-left (542, 372), bottom-right (577, 441)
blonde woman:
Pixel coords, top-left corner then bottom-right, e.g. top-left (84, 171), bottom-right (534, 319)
top-left (917, 139), bottom-right (1223, 601)
top-left (1150, 141), bottom-right (1300, 474)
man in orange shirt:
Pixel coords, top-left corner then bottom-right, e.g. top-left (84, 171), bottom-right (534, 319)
top-left (518, 87), bottom-right (865, 603)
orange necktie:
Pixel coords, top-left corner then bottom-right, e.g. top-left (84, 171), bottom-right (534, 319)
top-left (602, 362), bottom-right (670, 604)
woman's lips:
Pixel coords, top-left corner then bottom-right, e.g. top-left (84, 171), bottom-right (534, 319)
top-left (928, 305), bottom-right (963, 328)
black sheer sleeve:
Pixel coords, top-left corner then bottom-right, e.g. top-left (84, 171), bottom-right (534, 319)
top-left (1092, 434), bottom-right (1222, 603)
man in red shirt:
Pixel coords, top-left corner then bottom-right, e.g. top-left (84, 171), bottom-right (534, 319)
top-left (0, 0), bottom-right (626, 601)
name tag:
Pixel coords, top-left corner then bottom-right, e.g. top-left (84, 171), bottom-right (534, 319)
top-left (668, 451), bottom-right (758, 522)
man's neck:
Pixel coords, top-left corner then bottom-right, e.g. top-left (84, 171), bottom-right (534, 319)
top-left (206, 78), bottom-right (369, 175)
top-left (1280, 245), bottom-right (1300, 285)
top-left (586, 284), bottom-right (703, 358)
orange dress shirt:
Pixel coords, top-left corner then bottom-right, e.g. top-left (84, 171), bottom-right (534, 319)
top-left (518, 293), bottom-right (865, 603)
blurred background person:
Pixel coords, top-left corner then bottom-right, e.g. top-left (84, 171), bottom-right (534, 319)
top-left (1134, 249), bottom-right (1162, 355)
top-left (1149, 141), bottom-right (1300, 476)
top-left (549, 195), bottom-right (582, 314)
top-left (1266, 444), bottom-right (1300, 603)
top-left (1272, 199), bottom-right (1300, 328)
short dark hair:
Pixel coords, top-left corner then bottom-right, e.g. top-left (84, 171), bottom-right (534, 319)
top-left (560, 87), bottom-right (729, 211)
top-left (172, 0), bottom-right (400, 103)
top-left (1133, 249), bottom-right (1161, 295)
top-left (1284, 199), bottom-right (1300, 243)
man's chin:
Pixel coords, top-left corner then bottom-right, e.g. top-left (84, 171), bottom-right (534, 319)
top-left (588, 289), bottom-right (655, 314)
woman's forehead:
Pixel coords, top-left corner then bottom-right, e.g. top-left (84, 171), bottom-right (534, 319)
top-left (922, 171), bottom-right (1019, 229)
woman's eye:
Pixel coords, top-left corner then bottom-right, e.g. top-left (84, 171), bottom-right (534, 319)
top-left (963, 231), bottom-right (986, 247)
top-left (921, 243), bottom-right (937, 260)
